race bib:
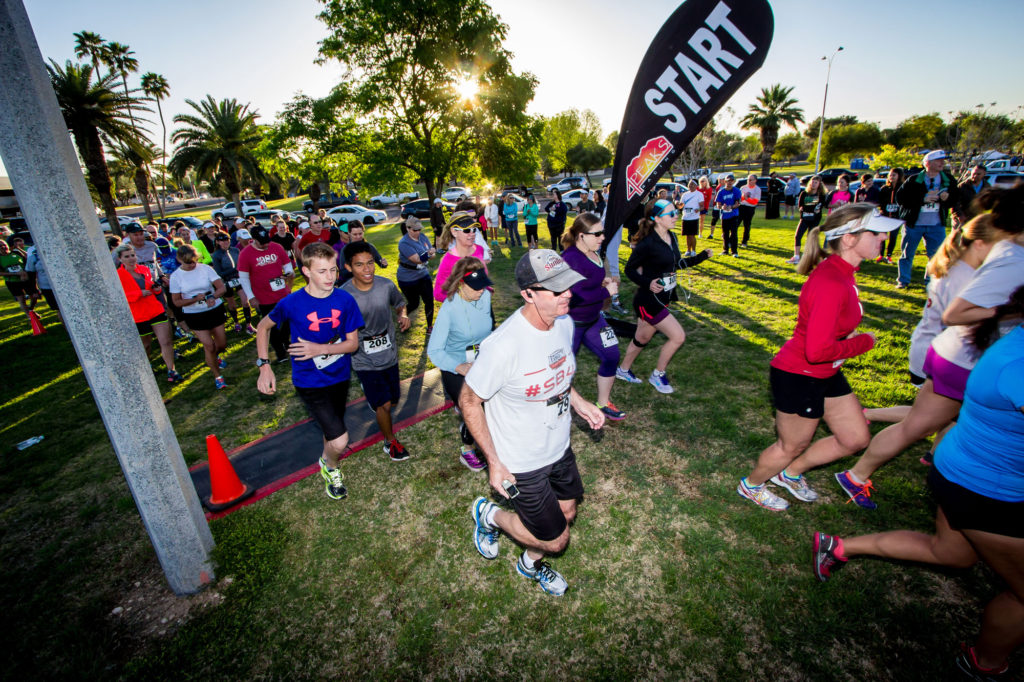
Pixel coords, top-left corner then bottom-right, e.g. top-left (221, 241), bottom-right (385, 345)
top-left (683, 208), bottom-right (698, 218)
top-left (544, 388), bottom-right (571, 429)
top-left (832, 358), bottom-right (845, 369)
top-left (599, 326), bottom-right (617, 348)
top-left (307, 335), bottom-right (344, 370)
top-left (362, 332), bottom-right (393, 355)
top-left (886, 203), bottom-right (899, 213)
top-left (465, 344), bottom-right (479, 363)
top-left (269, 277), bottom-right (285, 291)
top-left (227, 278), bottom-right (240, 289)
top-left (921, 202), bottom-right (939, 214)
top-left (6, 265), bottom-right (22, 273)
top-left (659, 273), bottom-right (677, 291)
top-left (802, 211), bottom-right (815, 218)
top-left (548, 210), bottom-right (556, 218)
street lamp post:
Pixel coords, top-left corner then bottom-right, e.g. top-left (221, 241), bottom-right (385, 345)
top-left (814, 46), bottom-right (843, 174)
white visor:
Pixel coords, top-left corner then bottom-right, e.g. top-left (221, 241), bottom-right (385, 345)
top-left (824, 211), bottom-right (904, 241)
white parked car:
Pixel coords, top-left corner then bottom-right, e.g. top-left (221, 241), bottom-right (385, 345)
top-left (497, 193), bottom-right (528, 216)
top-left (441, 186), bottom-right (471, 202)
top-left (325, 204), bottom-right (388, 226)
top-left (210, 199), bottom-right (266, 220)
top-left (98, 215), bottom-right (137, 227)
top-left (561, 189), bottom-right (593, 211)
top-left (368, 191), bottom-right (419, 208)
top-left (546, 176), bottom-right (590, 193)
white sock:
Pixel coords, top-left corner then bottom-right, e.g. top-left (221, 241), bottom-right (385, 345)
top-left (846, 470), bottom-right (866, 485)
top-left (484, 505), bottom-right (498, 528)
top-left (520, 550), bottom-right (537, 569)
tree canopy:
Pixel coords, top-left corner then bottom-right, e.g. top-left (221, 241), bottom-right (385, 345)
top-left (315, 0), bottom-right (541, 198)
top-left (740, 84), bottom-right (804, 176)
top-left (817, 122), bottom-right (883, 166)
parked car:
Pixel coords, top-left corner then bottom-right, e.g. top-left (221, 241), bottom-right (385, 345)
top-left (302, 192), bottom-right (357, 213)
top-left (248, 210), bottom-right (293, 225)
top-left (325, 203), bottom-right (388, 226)
top-left (98, 215), bottom-right (137, 228)
top-left (367, 190), bottom-right (419, 208)
top-left (653, 181), bottom-right (687, 196)
top-left (441, 186), bottom-right (471, 202)
top-left (546, 176), bottom-right (589, 192)
top-left (210, 199), bottom-right (266, 220)
top-left (847, 177), bottom-right (887, 198)
top-left (984, 157), bottom-right (1024, 173)
top-left (498, 193), bottom-right (528, 215)
top-left (800, 168), bottom-right (855, 186)
top-left (500, 185), bottom-right (530, 197)
top-left (561, 189), bottom-right (591, 211)
top-left (156, 216), bottom-right (205, 233)
top-left (400, 198), bottom-right (456, 219)
top-left (987, 172), bottom-right (1024, 189)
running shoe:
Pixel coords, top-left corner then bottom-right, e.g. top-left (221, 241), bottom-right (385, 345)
top-left (609, 300), bottom-right (628, 316)
top-left (895, 282), bottom-right (908, 290)
top-left (217, 356), bottom-right (227, 369)
top-left (955, 642), bottom-right (1009, 680)
top-left (233, 323), bottom-right (243, 333)
top-left (737, 478), bottom-right (789, 511)
top-left (785, 255), bottom-right (801, 264)
top-left (770, 471), bottom-right (820, 502)
top-left (460, 446), bottom-right (486, 471)
top-left (214, 376), bottom-right (228, 390)
top-left (920, 451), bottom-right (934, 467)
top-left (812, 532), bottom-right (847, 582)
top-left (834, 470), bottom-right (877, 510)
top-left (319, 456), bottom-right (348, 499)
top-left (730, 252), bottom-right (738, 258)
top-left (516, 553), bottom-right (568, 596)
top-left (884, 256), bottom-right (894, 264)
top-left (875, 255), bottom-right (886, 263)
top-left (244, 324), bottom-right (257, 335)
top-left (720, 249), bottom-right (729, 256)
top-left (384, 438), bottom-right (410, 461)
top-left (598, 402), bottom-right (626, 421)
top-left (616, 367), bottom-right (642, 384)
top-left (173, 326), bottom-right (185, 339)
top-left (167, 369), bottom-right (183, 384)
top-left (648, 370), bottom-right (673, 394)
top-left (470, 496), bottom-right (500, 559)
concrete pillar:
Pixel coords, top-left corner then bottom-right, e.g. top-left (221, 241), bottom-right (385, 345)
top-left (0, 0), bottom-right (214, 594)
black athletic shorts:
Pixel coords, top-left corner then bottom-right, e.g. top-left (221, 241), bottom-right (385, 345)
top-left (356, 364), bottom-right (400, 410)
top-left (5, 279), bottom-right (33, 297)
top-left (929, 467), bottom-right (1024, 539)
top-left (682, 219), bottom-right (699, 236)
top-left (785, 195), bottom-right (797, 206)
top-left (511, 446), bottom-right (584, 542)
top-left (135, 312), bottom-right (168, 336)
top-left (183, 305), bottom-right (226, 331)
top-left (440, 369), bottom-right (465, 406)
top-left (769, 366), bottom-right (852, 420)
top-left (295, 380), bottom-right (351, 442)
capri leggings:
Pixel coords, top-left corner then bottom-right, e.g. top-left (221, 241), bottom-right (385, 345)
top-left (572, 314), bottom-right (620, 378)
top-left (794, 215), bottom-right (821, 250)
top-left (398, 277), bottom-right (435, 327)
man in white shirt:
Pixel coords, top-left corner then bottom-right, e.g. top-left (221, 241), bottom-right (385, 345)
top-left (463, 249), bottom-right (604, 596)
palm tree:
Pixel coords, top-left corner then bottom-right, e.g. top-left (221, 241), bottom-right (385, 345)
top-left (103, 42), bottom-right (139, 127)
top-left (141, 72), bottom-right (170, 218)
top-left (170, 97), bottom-right (263, 219)
top-left (740, 84), bottom-right (805, 177)
top-left (72, 31), bottom-right (107, 77)
top-left (110, 142), bottom-right (161, 223)
top-left (47, 60), bottom-right (146, 236)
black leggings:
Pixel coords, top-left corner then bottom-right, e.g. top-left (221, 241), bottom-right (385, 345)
top-left (398, 277), bottom-right (434, 327)
top-left (884, 229), bottom-right (899, 257)
top-left (721, 216), bottom-right (739, 253)
top-left (257, 303), bottom-right (289, 361)
top-left (525, 223), bottom-right (538, 245)
top-left (794, 216), bottom-right (821, 250)
top-left (548, 223), bottom-right (565, 252)
top-left (738, 205), bottom-right (756, 245)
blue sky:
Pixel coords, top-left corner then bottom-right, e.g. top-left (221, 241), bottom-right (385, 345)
top-left (4, 0), bottom-right (1023, 174)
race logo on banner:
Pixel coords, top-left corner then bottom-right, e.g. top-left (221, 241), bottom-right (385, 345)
top-left (603, 0), bottom-right (774, 255)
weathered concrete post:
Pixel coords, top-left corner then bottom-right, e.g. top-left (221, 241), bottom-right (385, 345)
top-left (0, 0), bottom-right (215, 594)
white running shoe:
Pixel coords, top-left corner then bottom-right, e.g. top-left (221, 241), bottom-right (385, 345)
top-left (770, 472), bottom-right (820, 502)
top-left (648, 370), bottom-right (674, 394)
top-left (737, 478), bottom-right (789, 511)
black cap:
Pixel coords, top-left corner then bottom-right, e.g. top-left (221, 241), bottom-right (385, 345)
top-left (251, 224), bottom-right (271, 244)
top-left (462, 268), bottom-right (492, 291)
top-left (124, 223), bottom-right (144, 233)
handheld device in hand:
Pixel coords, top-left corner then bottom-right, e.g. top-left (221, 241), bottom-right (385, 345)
top-left (502, 480), bottom-right (520, 500)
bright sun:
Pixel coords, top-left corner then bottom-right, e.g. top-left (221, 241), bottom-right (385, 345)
top-left (455, 76), bottom-right (479, 101)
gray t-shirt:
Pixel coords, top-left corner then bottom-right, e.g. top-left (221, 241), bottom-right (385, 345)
top-left (397, 233), bottom-right (432, 283)
top-left (341, 275), bottom-right (406, 371)
top-left (112, 238), bottom-right (160, 280)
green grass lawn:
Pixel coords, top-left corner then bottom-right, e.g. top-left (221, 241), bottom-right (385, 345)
top-left (0, 213), bottom-right (1012, 680)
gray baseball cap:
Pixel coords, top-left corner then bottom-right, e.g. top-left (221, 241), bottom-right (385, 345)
top-left (514, 249), bottom-right (584, 292)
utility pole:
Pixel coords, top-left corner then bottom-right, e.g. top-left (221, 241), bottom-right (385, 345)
top-left (814, 46), bottom-right (843, 174)
top-left (0, 0), bottom-right (214, 595)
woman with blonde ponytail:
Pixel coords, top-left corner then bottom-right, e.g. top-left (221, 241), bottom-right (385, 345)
top-left (737, 203), bottom-right (902, 511)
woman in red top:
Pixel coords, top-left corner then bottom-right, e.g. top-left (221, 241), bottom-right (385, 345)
top-left (114, 243), bottom-right (181, 383)
top-left (736, 204), bottom-right (902, 511)
top-left (698, 176), bottom-right (715, 238)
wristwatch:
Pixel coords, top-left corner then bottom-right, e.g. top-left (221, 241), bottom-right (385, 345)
top-left (256, 358), bottom-right (271, 367)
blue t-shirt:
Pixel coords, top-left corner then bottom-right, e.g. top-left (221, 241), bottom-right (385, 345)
top-left (715, 186), bottom-right (743, 218)
top-left (502, 202), bottom-right (518, 221)
top-left (935, 324), bottom-right (1024, 502)
top-left (268, 287), bottom-right (364, 388)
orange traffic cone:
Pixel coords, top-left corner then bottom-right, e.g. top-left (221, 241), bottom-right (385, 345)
top-left (203, 434), bottom-right (254, 511)
top-left (28, 310), bottom-right (46, 336)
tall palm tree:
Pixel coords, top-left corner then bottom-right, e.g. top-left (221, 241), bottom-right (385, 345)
top-left (72, 31), bottom-right (107, 78)
top-left (103, 42), bottom-right (139, 127)
top-left (141, 72), bottom-right (170, 218)
top-left (170, 97), bottom-right (263, 219)
top-left (740, 84), bottom-right (805, 177)
top-left (47, 60), bottom-right (146, 236)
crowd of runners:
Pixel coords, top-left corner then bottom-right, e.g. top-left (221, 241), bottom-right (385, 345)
top-left (4, 152), bottom-right (1023, 678)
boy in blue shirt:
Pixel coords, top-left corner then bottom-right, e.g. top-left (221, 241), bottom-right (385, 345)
top-left (714, 174), bottom-right (743, 257)
top-left (255, 242), bottom-right (364, 499)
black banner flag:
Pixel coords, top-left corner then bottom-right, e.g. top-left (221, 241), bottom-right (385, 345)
top-left (602, 0), bottom-right (774, 256)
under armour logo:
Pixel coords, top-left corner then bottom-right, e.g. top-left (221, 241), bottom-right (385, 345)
top-left (307, 310), bottom-right (341, 332)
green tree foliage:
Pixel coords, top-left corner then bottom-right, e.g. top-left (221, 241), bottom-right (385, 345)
top-left (47, 60), bottom-right (147, 235)
top-left (315, 0), bottom-right (541, 200)
top-left (740, 84), bottom-right (804, 176)
top-left (869, 145), bottom-right (921, 172)
top-left (169, 96), bottom-right (263, 219)
top-left (803, 115), bottom-right (858, 142)
top-left (945, 111), bottom-right (1024, 169)
top-left (565, 143), bottom-right (612, 183)
top-left (141, 72), bottom-right (170, 217)
top-left (604, 130), bottom-right (619, 164)
top-left (772, 132), bottom-right (804, 164)
top-left (72, 31), bottom-right (107, 78)
top-left (539, 109), bottom-right (602, 177)
top-left (892, 113), bottom-right (945, 149)
top-left (818, 122), bottom-right (883, 166)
